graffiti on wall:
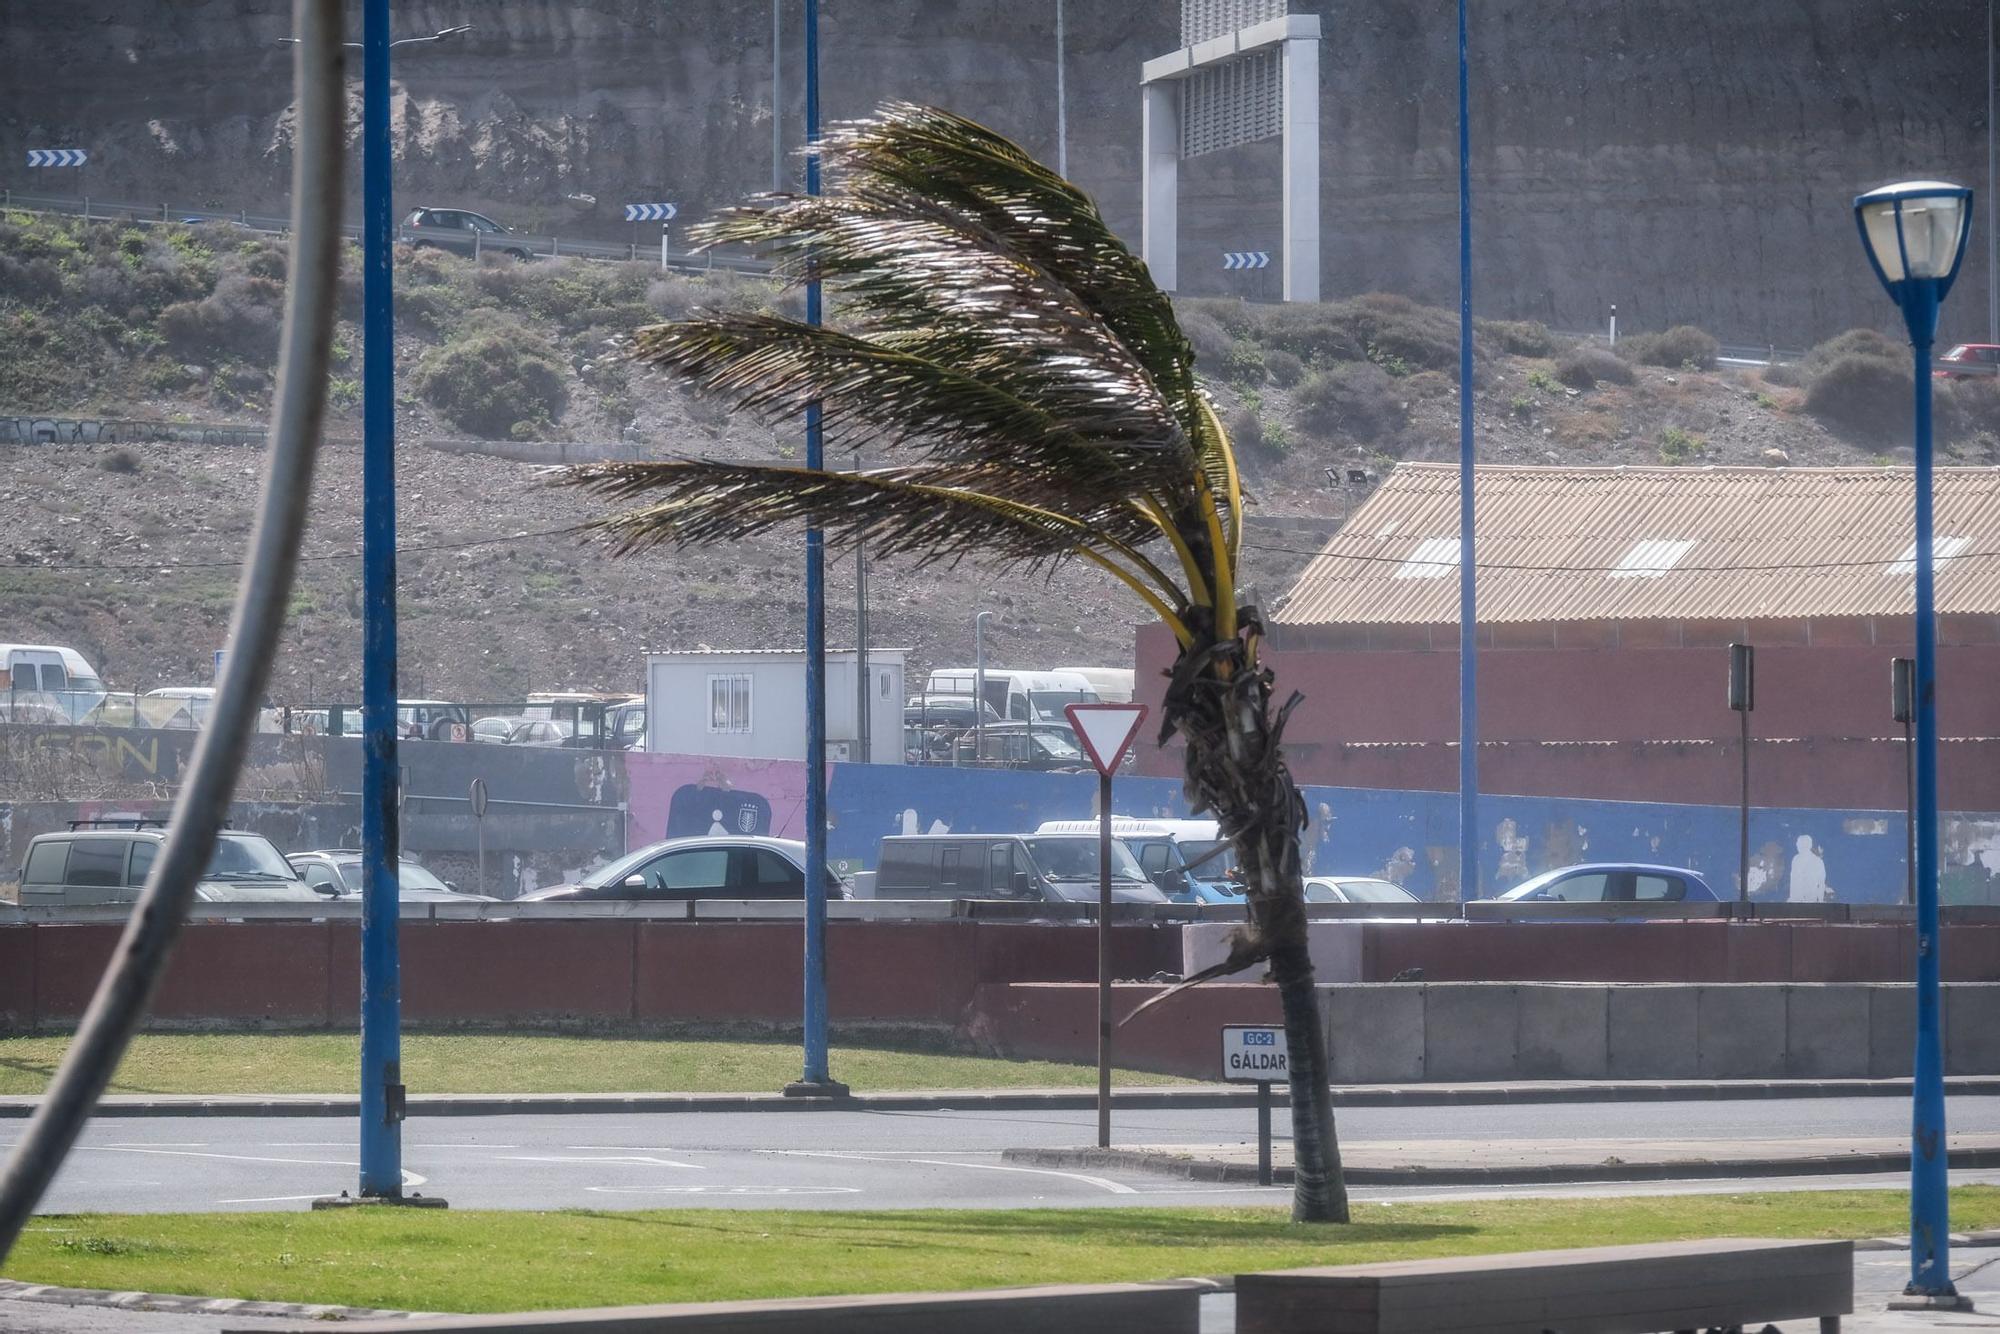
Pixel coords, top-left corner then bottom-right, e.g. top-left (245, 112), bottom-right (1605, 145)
top-left (623, 751), bottom-right (1996, 905)
top-left (0, 416), bottom-right (267, 448)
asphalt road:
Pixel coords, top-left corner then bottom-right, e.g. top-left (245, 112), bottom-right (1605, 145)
top-left (10, 1095), bottom-right (1995, 1214)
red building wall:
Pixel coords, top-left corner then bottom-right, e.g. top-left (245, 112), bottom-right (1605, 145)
top-left (1132, 620), bottom-right (2000, 810)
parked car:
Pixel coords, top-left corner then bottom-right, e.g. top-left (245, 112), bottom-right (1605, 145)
top-left (401, 206), bottom-right (534, 260)
top-left (397, 700), bottom-right (471, 741)
top-left (873, 833), bottom-right (1169, 904)
top-left (506, 718), bottom-right (574, 747)
top-left (141, 686), bottom-right (215, 729)
top-left (1304, 876), bottom-right (1420, 904)
top-left (0, 643), bottom-right (108, 723)
top-left (1035, 817), bottom-right (1242, 904)
top-left (470, 715), bottom-right (521, 744)
top-left (517, 836), bottom-right (850, 902)
top-left (903, 694), bottom-right (1002, 729)
top-left (16, 823), bottom-right (323, 907)
top-left (288, 850), bottom-right (494, 902)
top-left (1488, 863), bottom-right (1719, 904)
top-left (922, 668), bottom-right (1100, 723)
top-left (604, 698), bottom-right (647, 750)
top-left (1935, 343), bottom-right (2000, 379)
top-left (951, 721), bottom-right (1087, 771)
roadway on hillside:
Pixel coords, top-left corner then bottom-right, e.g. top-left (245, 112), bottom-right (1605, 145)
top-left (10, 1096), bottom-right (1996, 1214)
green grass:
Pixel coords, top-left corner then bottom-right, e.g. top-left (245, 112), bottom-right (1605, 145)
top-left (0, 1033), bottom-right (1192, 1096)
top-left (8, 1190), bottom-right (1992, 1312)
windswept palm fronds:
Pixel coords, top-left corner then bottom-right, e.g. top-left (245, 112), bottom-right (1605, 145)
top-left (563, 102), bottom-right (1346, 1223)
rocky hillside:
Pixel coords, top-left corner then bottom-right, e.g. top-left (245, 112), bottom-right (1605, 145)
top-left (4, 209), bottom-right (1988, 706)
top-left (0, 1), bottom-right (1988, 346)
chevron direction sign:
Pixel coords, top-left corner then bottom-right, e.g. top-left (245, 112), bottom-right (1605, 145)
top-left (27, 149), bottom-right (88, 168)
top-left (1222, 250), bottom-right (1270, 270)
top-left (624, 202), bottom-right (677, 222)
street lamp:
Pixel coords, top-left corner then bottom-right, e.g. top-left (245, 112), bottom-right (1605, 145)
top-left (1854, 178), bottom-right (1974, 1309)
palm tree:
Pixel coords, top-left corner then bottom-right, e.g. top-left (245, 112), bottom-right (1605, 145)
top-left (567, 103), bottom-right (1348, 1223)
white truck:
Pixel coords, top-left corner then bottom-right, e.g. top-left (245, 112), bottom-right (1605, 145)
top-left (922, 667), bottom-right (1098, 723)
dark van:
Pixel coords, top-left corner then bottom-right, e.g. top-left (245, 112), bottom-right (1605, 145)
top-left (872, 833), bottom-right (1168, 904)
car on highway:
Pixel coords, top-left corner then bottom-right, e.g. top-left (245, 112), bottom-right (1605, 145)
top-left (516, 836), bottom-right (850, 903)
top-left (16, 823), bottom-right (324, 907)
top-left (287, 850), bottom-right (495, 902)
top-left (401, 206), bottom-right (534, 260)
top-left (1935, 343), bottom-right (2000, 379)
top-left (1487, 863), bottom-right (1719, 904)
top-left (1304, 876), bottom-right (1421, 904)
top-left (872, 833), bottom-right (1170, 905)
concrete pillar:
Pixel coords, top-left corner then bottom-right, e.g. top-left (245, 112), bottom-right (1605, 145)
top-left (1142, 81), bottom-right (1179, 293)
top-left (1280, 35), bottom-right (1320, 303)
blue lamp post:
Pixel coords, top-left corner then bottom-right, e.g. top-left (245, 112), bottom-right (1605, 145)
top-left (1854, 178), bottom-right (1973, 1306)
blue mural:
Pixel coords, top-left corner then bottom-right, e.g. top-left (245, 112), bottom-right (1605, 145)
top-left (813, 761), bottom-right (1998, 906)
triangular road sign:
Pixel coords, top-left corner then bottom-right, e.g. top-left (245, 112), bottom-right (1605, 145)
top-left (1064, 703), bottom-right (1149, 777)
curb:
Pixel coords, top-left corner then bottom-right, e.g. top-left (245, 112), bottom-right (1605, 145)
top-left (998, 1145), bottom-right (2000, 1188)
top-left (0, 1276), bottom-right (429, 1322)
top-left (3, 1076), bottom-right (1992, 1119)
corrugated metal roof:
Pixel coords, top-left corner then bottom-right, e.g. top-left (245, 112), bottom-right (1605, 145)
top-left (1274, 463), bottom-right (2000, 626)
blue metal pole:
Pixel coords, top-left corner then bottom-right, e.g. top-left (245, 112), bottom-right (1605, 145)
top-left (1455, 0), bottom-right (1479, 905)
top-left (1905, 283), bottom-right (1955, 1298)
top-left (796, 0), bottom-right (836, 1092)
top-left (358, 0), bottom-right (404, 1197)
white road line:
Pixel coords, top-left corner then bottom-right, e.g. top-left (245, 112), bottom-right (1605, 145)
top-left (584, 1186), bottom-right (862, 1197)
top-left (501, 1154), bottom-right (704, 1171)
top-left (86, 1145), bottom-right (428, 1188)
top-left (103, 1142), bottom-right (208, 1148)
top-left (758, 1149), bottom-right (1138, 1195)
top-left (411, 1144), bottom-right (518, 1150)
top-left (215, 1193), bottom-right (338, 1204)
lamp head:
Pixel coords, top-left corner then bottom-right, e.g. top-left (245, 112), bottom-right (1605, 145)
top-left (1854, 180), bottom-right (1973, 301)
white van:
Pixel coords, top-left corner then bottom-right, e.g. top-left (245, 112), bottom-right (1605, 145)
top-left (1035, 817), bottom-right (1241, 904)
top-left (923, 668), bottom-right (1099, 723)
top-left (1053, 668), bottom-right (1135, 704)
top-left (0, 644), bottom-right (107, 723)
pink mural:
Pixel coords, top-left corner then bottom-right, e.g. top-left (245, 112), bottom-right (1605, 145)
top-left (624, 752), bottom-right (811, 850)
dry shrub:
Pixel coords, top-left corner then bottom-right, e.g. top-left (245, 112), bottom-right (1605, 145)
top-left (1479, 318), bottom-right (1559, 358)
top-left (1556, 346), bottom-right (1635, 390)
top-left (1550, 408), bottom-right (1621, 448)
top-left (1616, 324), bottom-right (1720, 371)
top-left (1294, 362), bottom-right (1406, 440)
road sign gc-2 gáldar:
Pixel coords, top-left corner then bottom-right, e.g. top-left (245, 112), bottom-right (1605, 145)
top-left (1221, 1024), bottom-right (1289, 1082)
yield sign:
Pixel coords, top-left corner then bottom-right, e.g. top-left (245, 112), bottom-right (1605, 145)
top-left (1064, 703), bottom-right (1149, 776)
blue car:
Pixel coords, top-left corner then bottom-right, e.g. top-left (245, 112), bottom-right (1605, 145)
top-left (1491, 863), bottom-right (1719, 904)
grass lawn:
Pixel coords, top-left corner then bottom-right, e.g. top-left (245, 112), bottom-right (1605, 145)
top-left (8, 1190), bottom-right (1991, 1313)
top-left (0, 1033), bottom-right (1192, 1096)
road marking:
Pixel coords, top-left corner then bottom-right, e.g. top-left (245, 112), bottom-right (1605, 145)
top-left (87, 1145), bottom-right (428, 1188)
top-left (411, 1144), bottom-right (518, 1150)
top-left (584, 1186), bottom-right (860, 1197)
top-left (502, 1154), bottom-right (703, 1171)
top-left (757, 1149), bottom-right (1137, 1195)
top-left (104, 1142), bottom-right (208, 1148)
top-left (216, 1193), bottom-right (339, 1204)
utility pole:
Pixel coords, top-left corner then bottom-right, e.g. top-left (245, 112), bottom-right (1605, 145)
top-left (1055, 0), bottom-right (1068, 178)
top-left (854, 454), bottom-right (870, 763)
top-left (773, 0), bottom-right (784, 194)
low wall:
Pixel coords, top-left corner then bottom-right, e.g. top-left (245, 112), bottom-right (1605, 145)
top-left (970, 981), bottom-right (2000, 1082)
top-left (1183, 921), bottom-right (2000, 984)
top-left (0, 920), bottom-right (1183, 1034)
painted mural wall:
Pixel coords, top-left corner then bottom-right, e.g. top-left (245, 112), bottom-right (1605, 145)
top-left (623, 752), bottom-right (2000, 906)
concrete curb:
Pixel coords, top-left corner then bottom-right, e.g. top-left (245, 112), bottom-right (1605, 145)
top-left (999, 1145), bottom-right (2000, 1188)
top-left (3, 1076), bottom-right (1992, 1119)
top-left (0, 1276), bottom-right (429, 1322)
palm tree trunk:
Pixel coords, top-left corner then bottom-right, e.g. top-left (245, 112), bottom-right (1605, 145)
top-left (1164, 626), bottom-right (1350, 1224)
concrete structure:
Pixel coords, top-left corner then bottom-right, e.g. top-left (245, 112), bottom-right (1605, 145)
top-left (644, 648), bottom-right (905, 764)
top-left (1141, 1), bottom-right (1319, 300)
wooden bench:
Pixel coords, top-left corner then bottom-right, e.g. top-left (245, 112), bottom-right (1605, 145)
top-left (1235, 1237), bottom-right (1853, 1334)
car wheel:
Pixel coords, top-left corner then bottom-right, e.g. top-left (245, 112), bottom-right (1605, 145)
top-left (506, 247), bottom-right (532, 261)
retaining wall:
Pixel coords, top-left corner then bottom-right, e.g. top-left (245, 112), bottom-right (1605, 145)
top-left (0, 920), bottom-right (1183, 1033)
top-left (971, 981), bottom-right (2000, 1082)
top-left (1183, 921), bottom-right (2000, 984)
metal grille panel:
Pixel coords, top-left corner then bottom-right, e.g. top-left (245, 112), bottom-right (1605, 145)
top-left (1181, 46), bottom-right (1282, 158)
top-left (1181, 0), bottom-right (1287, 46)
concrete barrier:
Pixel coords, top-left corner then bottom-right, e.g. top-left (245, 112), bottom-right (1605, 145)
top-left (971, 981), bottom-right (2000, 1082)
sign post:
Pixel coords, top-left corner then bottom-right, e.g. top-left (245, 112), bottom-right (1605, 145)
top-left (1728, 643), bottom-right (1755, 902)
top-left (1065, 701), bottom-right (1149, 1150)
top-left (469, 777), bottom-right (489, 899)
top-left (1222, 1024), bottom-right (1291, 1186)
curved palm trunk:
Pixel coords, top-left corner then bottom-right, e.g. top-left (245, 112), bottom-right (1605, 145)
top-left (1165, 621), bottom-right (1348, 1224)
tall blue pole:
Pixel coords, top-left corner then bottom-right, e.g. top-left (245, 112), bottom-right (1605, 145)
top-left (358, 0), bottom-right (404, 1197)
top-left (1455, 0), bottom-right (1478, 905)
top-left (1905, 282), bottom-right (1954, 1299)
top-left (791, 0), bottom-right (840, 1095)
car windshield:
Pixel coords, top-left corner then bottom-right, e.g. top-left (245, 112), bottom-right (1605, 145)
top-left (1945, 345), bottom-right (1971, 361)
top-left (337, 858), bottom-right (451, 892)
top-left (1181, 839), bottom-right (1239, 881)
top-left (1331, 879), bottom-right (1416, 903)
top-left (1022, 837), bottom-right (1149, 883)
top-left (204, 834), bottom-right (299, 881)
top-left (1032, 730), bottom-right (1082, 759)
top-left (1028, 689), bottom-right (1095, 714)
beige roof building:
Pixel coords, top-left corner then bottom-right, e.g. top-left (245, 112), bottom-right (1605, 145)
top-left (1276, 463), bottom-right (2000, 629)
